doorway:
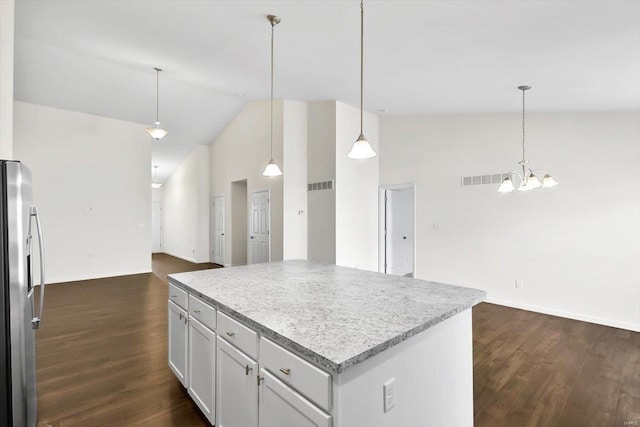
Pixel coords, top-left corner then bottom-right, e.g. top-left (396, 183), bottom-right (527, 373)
top-left (231, 180), bottom-right (248, 266)
top-left (151, 202), bottom-right (163, 253)
top-left (212, 196), bottom-right (225, 265)
top-left (249, 190), bottom-right (270, 264)
top-left (379, 184), bottom-right (415, 277)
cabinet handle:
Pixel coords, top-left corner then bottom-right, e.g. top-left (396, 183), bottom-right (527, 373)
top-left (257, 375), bottom-right (264, 385)
top-left (179, 313), bottom-right (184, 320)
top-left (280, 368), bottom-right (291, 375)
top-left (193, 309), bottom-right (201, 314)
top-left (171, 295), bottom-right (178, 298)
top-left (245, 365), bottom-right (253, 376)
top-left (226, 332), bottom-right (235, 337)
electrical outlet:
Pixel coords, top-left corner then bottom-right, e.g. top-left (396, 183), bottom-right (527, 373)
top-left (515, 280), bottom-right (524, 289)
top-left (383, 378), bottom-right (396, 412)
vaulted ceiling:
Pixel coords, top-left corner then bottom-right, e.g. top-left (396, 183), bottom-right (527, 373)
top-left (14, 0), bottom-right (640, 182)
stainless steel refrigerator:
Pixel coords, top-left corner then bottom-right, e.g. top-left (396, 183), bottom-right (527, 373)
top-left (1, 160), bottom-right (45, 427)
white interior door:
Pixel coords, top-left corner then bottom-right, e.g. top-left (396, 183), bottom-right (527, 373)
top-left (213, 196), bottom-right (225, 265)
top-left (385, 187), bottom-right (414, 277)
top-left (152, 202), bottom-right (163, 253)
top-left (250, 191), bottom-right (270, 264)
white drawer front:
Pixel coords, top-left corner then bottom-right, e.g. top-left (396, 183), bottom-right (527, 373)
top-left (260, 337), bottom-right (331, 411)
top-left (168, 283), bottom-right (188, 310)
top-left (217, 312), bottom-right (258, 360)
top-left (188, 294), bottom-right (216, 331)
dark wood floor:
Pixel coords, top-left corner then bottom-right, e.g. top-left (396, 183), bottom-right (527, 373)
top-left (34, 254), bottom-right (639, 426)
top-left (35, 254), bottom-right (219, 427)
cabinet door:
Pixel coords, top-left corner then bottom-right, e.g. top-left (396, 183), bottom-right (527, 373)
top-left (216, 337), bottom-right (258, 427)
top-left (259, 369), bottom-right (331, 427)
top-left (168, 300), bottom-right (188, 387)
top-left (188, 317), bottom-right (216, 425)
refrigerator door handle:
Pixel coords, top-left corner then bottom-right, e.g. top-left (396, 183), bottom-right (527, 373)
top-left (30, 206), bottom-right (45, 329)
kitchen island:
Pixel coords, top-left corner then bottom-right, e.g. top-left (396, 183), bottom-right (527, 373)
top-left (168, 260), bottom-right (485, 427)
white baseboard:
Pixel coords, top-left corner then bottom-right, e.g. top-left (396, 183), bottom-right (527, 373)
top-left (485, 297), bottom-right (640, 332)
top-left (48, 269), bottom-right (152, 285)
top-left (161, 251), bottom-right (199, 264)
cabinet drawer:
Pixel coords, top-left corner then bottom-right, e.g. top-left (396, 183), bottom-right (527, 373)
top-left (188, 294), bottom-right (216, 331)
top-left (260, 337), bottom-right (331, 411)
top-left (217, 312), bottom-right (258, 360)
top-left (168, 283), bottom-right (188, 310)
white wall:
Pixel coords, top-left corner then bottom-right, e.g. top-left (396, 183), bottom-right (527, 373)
top-left (13, 102), bottom-right (151, 283)
top-left (305, 101), bottom-right (379, 270)
top-left (335, 101), bottom-right (379, 271)
top-left (163, 145), bottom-right (210, 263)
top-left (210, 101), bottom-right (284, 266)
top-left (380, 113), bottom-right (640, 331)
top-left (283, 101), bottom-right (308, 260)
top-left (152, 187), bottom-right (164, 202)
top-left (307, 102), bottom-right (336, 263)
top-left (0, 0), bottom-right (14, 159)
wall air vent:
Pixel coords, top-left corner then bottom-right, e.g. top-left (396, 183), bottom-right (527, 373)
top-left (461, 174), bottom-right (509, 187)
top-left (307, 180), bottom-right (335, 192)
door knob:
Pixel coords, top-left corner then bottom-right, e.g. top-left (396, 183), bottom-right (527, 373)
top-left (250, 236), bottom-right (254, 239)
top-left (403, 236), bottom-right (407, 240)
top-left (221, 233), bottom-right (224, 236)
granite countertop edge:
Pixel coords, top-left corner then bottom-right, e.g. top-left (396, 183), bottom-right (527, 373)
top-left (168, 276), bottom-right (485, 375)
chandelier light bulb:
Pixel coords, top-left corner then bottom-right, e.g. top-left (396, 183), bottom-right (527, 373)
top-left (542, 174), bottom-right (559, 188)
top-left (497, 176), bottom-right (516, 193)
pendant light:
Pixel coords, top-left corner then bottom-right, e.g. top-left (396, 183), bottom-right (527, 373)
top-left (497, 86), bottom-right (558, 193)
top-left (262, 15), bottom-right (283, 177)
top-left (347, 0), bottom-right (376, 160)
top-left (145, 68), bottom-right (169, 140)
top-left (151, 165), bottom-right (162, 189)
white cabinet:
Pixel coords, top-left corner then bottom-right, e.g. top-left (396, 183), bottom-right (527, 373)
top-left (168, 300), bottom-right (188, 387)
top-left (259, 369), bottom-right (332, 427)
top-left (188, 316), bottom-right (216, 425)
top-left (216, 336), bottom-right (259, 427)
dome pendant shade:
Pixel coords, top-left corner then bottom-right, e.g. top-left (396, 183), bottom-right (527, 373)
top-left (262, 159), bottom-right (283, 177)
top-left (145, 122), bottom-right (169, 140)
top-left (151, 165), bottom-right (162, 188)
top-left (348, 134), bottom-right (376, 159)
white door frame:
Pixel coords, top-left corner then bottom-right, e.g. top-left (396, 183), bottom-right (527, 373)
top-left (152, 201), bottom-right (163, 253)
top-left (249, 189), bottom-right (271, 264)
top-left (211, 195), bottom-right (225, 265)
top-left (378, 183), bottom-right (416, 276)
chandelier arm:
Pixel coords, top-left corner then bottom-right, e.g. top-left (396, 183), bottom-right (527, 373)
top-left (505, 171), bottom-right (524, 184)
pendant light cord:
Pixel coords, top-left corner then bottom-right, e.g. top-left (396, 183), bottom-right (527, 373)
top-left (155, 68), bottom-right (161, 123)
top-left (521, 88), bottom-right (526, 164)
top-left (270, 22), bottom-right (275, 159)
top-left (360, 0), bottom-right (364, 135)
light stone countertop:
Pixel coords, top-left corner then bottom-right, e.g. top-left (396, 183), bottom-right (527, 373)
top-left (168, 260), bottom-right (486, 374)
